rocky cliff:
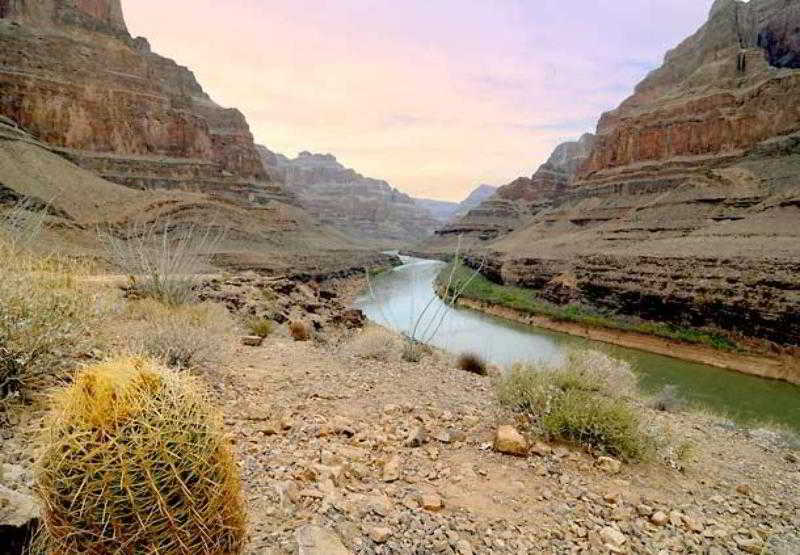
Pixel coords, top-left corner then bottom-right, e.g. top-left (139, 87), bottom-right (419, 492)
top-left (414, 184), bottom-right (497, 224)
top-left (259, 147), bottom-right (439, 244)
top-left (433, 0), bottom-right (800, 349)
top-left (0, 0), bottom-right (292, 207)
top-left (432, 134), bottom-right (594, 242)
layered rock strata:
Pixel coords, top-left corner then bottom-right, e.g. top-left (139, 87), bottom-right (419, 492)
top-left (437, 0), bottom-right (800, 349)
top-left (414, 184), bottom-right (497, 224)
top-left (434, 134), bottom-right (595, 241)
top-left (0, 0), bottom-right (293, 207)
top-left (259, 148), bottom-right (439, 243)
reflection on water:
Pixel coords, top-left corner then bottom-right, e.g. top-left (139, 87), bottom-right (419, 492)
top-left (355, 257), bottom-right (800, 430)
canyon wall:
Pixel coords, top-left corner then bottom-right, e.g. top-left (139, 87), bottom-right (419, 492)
top-left (432, 134), bottom-right (594, 242)
top-left (259, 147), bottom-right (439, 243)
top-left (439, 0), bottom-right (800, 348)
top-left (0, 0), bottom-right (293, 207)
top-left (414, 184), bottom-right (497, 224)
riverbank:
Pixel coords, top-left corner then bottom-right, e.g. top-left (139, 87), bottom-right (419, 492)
top-left (437, 263), bottom-right (800, 385)
top-left (3, 265), bottom-right (800, 553)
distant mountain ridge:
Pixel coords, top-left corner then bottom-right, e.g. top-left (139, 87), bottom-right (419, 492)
top-left (433, 134), bottom-right (594, 240)
top-left (258, 147), bottom-right (439, 244)
top-left (414, 184), bottom-right (497, 224)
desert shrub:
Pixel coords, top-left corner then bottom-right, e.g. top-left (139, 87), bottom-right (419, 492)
top-left (0, 200), bottom-right (48, 253)
top-left (246, 317), bottom-right (274, 338)
top-left (100, 219), bottom-right (224, 306)
top-left (289, 320), bottom-right (311, 342)
top-left (541, 390), bottom-right (652, 460)
top-left (125, 300), bottom-right (235, 369)
top-left (457, 352), bottom-right (488, 376)
top-left (34, 356), bottom-right (246, 554)
top-left (0, 240), bottom-right (95, 403)
top-left (496, 350), bottom-right (654, 461)
top-left (650, 384), bottom-right (686, 413)
top-left (401, 341), bottom-right (423, 363)
top-left (345, 326), bottom-right (401, 361)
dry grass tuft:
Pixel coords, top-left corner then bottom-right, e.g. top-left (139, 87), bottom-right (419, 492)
top-left (457, 352), bottom-right (488, 376)
top-left (289, 320), bottom-right (311, 342)
top-left (496, 349), bottom-right (654, 461)
top-left (100, 219), bottom-right (224, 306)
top-left (0, 208), bottom-right (101, 404)
top-left (345, 326), bottom-right (401, 361)
top-left (246, 317), bottom-right (274, 338)
top-left (34, 356), bottom-right (246, 554)
top-left (124, 299), bottom-right (235, 370)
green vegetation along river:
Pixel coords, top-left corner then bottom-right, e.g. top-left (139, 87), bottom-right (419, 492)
top-left (354, 256), bottom-right (800, 431)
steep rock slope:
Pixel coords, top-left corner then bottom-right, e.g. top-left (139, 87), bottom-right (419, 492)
top-left (430, 134), bottom-right (594, 243)
top-left (0, 0), bottom-right (291, 207)
top-left (462, 0), bottom-right (800, 348)
top-left (0, 116), bottom-right (380, 274)
top-left (259, 147), bottom-right (439, 243)
top-left (414, 184), bottom-right (497, 224)
top-left (0, 1), bottom-right (390, 274)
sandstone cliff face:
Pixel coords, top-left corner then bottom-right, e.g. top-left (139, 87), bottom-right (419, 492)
top-left (0, 0), bottom-right (291, 207)
top-left (434, 134), bottom-right (594, 241)
top-left (447, 0), bottom-right (800, 348)
top-left (0, 0), bottom-right (127, 36)
top-left (259, 147), bottom-right (439, 243)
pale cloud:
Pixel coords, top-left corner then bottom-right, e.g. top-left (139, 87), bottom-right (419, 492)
top-left (123, 0), bottom-right (713, 201)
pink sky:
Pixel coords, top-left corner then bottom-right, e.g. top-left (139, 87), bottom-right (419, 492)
top-left (123, 1), bottom-right (714, 201)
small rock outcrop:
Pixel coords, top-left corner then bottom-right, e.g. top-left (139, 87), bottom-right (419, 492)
top-left (493, 425), bottom-right (528, 456)
top-left (295, 525), bottom-right (352, 555)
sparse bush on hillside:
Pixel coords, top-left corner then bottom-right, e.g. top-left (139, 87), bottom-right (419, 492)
top-left (542, 390), bottom-right (651, 460)
top-left (0, 207), bottom-right (97, 404)
top-left (0, 200), bottom-right (48, 253)
top-left (246, 317), bottom-right (274, 338)
top-left (100, 219), bottom-right (224, 306)
top-left (496, 350), bottom-right (654, 461)
top-left (457, 352), bottom-right (488, 376)
top-left (125, 299), bottom-right (235, 370)
top-left (289, 320), bottom-right (311, 342)
top-left (34, 356), bottom-right (246, 554)
top-left (401, 340), bottom-right (428, 363)
top-left (345, 326), bottom-right (401, 361)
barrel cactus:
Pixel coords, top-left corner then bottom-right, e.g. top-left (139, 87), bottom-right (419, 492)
top-left (34, 356), bottom-right (246, 554)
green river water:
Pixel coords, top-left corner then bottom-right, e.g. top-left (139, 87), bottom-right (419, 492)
top-left (354, 257), bottom-right (800, 431)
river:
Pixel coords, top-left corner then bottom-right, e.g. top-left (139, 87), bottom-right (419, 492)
top-left (353, 256), bottom-right (800, 431)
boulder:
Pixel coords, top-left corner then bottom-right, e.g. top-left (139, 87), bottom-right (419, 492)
top-left (493, 425), bottom-right (528, 456)
top-left (295, 525), bottom-right (351, 555)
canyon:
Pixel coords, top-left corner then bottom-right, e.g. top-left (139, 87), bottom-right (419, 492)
top-left (258, 147), bottom-right (440, 244)
top-left (414, 184), bottom-right (498, 225)
top-left (0, 0), bottom-right (396, 274)
top-left (423, 0), bottom-right (800, 350)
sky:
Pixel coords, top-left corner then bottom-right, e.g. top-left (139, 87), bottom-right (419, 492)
top-left (123, 1), bottom-right (714, 202)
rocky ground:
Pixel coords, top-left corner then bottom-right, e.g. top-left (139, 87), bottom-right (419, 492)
top-left (2, 277), bottom-right (799, 554)
top-left (216, 335), bottom-right (800, 555)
